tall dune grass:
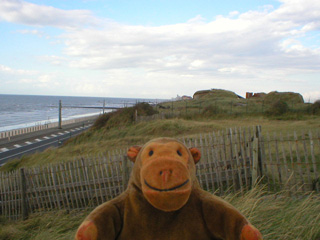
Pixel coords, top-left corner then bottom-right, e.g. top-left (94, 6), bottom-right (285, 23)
top-left (0, 186), bottom-right (319, 240)
top-left (1, 115), bottom-right (320, 171)
top-left (225, 186), bottom-right (320, 240)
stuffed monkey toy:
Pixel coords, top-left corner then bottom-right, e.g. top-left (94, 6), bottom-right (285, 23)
top-left (75, 138), bottom-right (262, 240)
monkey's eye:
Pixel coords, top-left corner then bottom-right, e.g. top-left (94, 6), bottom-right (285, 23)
top-left (149, 150), bottom-right (154, 156)
top-left (177, 150), bottom-right (182, 156)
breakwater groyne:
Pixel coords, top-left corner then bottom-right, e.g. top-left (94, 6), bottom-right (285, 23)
top-left (0, 115), bottom-right (98, 140)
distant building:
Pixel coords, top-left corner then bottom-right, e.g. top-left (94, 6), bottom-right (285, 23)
top-left (173, 95), bottom-right (192, 101)
top-left (181, 95), bottom-right (192, 100)
top-left (246, 92), bottom-right (253, 99)
top-left (246, 92), bottom-right (266, 99)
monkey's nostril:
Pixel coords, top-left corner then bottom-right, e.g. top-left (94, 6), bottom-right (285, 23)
top-left (160, 170), bottom-right (172, 176)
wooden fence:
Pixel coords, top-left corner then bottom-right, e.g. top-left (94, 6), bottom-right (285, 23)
top-left (261, 130), bottom-right (320, 192)
top-left (0, 127), bottom-right (319, 220)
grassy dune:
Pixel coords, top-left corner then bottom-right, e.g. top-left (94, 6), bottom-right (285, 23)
top-left (0, 97), bottom-right (320, 239)
top-left (1, 91), bottom-right (319, 171)
top-left (2, 116), bottom-right (320, 171)
top-left (0, 186), bottom-right (319, 240)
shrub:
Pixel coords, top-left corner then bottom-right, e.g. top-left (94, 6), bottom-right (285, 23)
top-left (266, 100), bottom-right (289, 116)
top-left (92, 102), bottom-right (158, 130)
top-left (92, 113), bottom-right (111, 129)
top-left (135, 102), bottom-right (158, 116)
top-left (310, 100), bottom-right (320, 115)
top-left (202, 105), bottom-right (224, 116)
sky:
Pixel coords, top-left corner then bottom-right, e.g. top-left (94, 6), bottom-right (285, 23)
top-left (0, 0), bottom-right (320, 101)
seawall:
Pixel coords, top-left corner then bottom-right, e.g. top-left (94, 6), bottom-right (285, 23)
top-left (0, 115), bottom-right (98, 140)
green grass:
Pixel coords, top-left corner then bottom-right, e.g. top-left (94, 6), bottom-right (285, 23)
top-left (0, 186), bottom-right (319, 240)
top-left (0, 210), bottom-right (86, 240)
top-left (1, 115), bottom-right (320, 171)
top-left (1, 92), bottom-right (319, 171)
top-left (158, 89), bottom-right (312, 118)
top-left (225, 186), bottom-right (320, 240)
top-left (1, 91), bottom-right (319, 239)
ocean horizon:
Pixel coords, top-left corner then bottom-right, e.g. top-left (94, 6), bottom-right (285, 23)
top-left (0, 94), bottom-right (162, 132)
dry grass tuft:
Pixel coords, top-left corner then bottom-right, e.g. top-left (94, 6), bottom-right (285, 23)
top-left (0, 186), bottom-right (319, 240)
top-left (225, 186), bottom-right (320, 240)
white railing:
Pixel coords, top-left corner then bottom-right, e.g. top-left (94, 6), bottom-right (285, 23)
top-left (0, 115), bottom-right (98, 140)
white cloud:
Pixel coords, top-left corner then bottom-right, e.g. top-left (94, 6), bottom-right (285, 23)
top-left (189, 60), bottom-right (204, 69)
top-left (0, 0), bottom-right (320, 98)
top-left (275, 0), bottom-right (320, 29)
top-left (0, 64), bottom-right (37, 75)
top-left (16, 29), bottom-right (40, 35)
top-left (218, 66), bottom-right (250, 74)
top-left (0, 64), bottom-right (55, 88)
top-left (15, 29), bottom-right (51, 38)
top-left (58, 5), bottom-right (320, 76)
top-left (228, 11), bottom-right (240, 17)
top-left (303, 91), bottom-right (320, 103)
top-left (38, 74), bottom-right (52, 83)
top-left (41, 55), bottom-right (68, 66)
top-left (0, 0), bottom-right (99, 28)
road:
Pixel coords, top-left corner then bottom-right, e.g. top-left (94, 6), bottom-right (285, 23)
top-left (0, 121), bottom-right (94, 166)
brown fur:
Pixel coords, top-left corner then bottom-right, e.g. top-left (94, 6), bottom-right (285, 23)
top-left (75, 138), bottom-right (262, 240)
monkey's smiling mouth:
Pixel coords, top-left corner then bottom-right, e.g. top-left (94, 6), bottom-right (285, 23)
top-left (144, 179), bottom-right (189, 192)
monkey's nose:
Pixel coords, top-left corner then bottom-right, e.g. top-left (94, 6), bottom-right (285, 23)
top-left (160, 170), bottom-right (172, 183)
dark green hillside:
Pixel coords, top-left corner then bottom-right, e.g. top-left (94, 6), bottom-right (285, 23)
top-left (0, 89), bottom-right (319, 240)
top-left (264, 91), bottom-right (304, 104)
top-left (193, 88), bottom-right (241, 100)
top-left (1, 88), bottom-right (319, 171)
top-left (158, 89), bottom-right (310, 118)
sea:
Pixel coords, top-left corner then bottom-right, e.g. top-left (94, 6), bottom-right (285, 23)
top-left (0, 94), bottom-right (162, 132)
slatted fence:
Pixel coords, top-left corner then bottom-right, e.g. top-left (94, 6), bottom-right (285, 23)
top-left (0, 127), bottom-right (319, 220)
top-left (261, 130), bottom-right (320, 192)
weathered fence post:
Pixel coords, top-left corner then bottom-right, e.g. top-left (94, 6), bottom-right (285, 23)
top-left (252, 126), bottom-right (264, 186)
top-left (252, 132), bottom-right (258, 186)
top-left (185, 101), bottom-right (188, 115)
top-left (135, 110), bottom-right (138, 122)
top-left (256, 126), bottom-right (264, 176)
top-left (171, 101), bottom-right (174, 117)
top-left (20, 168), bottom-right (28, 220)
top-left (257, 126), bottom-right (266, 179)
top-left (58, 100), bottom-right (62, 129)
top-left (122, 155), bottom-right (129, 190)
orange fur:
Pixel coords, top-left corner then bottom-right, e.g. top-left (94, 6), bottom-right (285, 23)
top-left (127, 146), bottom-right (141, 162)
top-left (75, 138), bottom-right (263, 240)
top-left (75, 221), bottom-right (98, 240)
top-left (241, 224), bottom-right (263, 240)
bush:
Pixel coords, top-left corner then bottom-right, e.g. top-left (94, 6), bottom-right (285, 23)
top-left (310, 100), bottom-right (320, 115)
top-left (135, 102), bottom-right (158, 115)
top-left (202, 105), bottom-right (224, 116)
top-left (92, 102), bottom-right (158, 130)
top-left (266, 100), bottom-right (289, 116)
top-left (92, 113), bottom-right (111, 129)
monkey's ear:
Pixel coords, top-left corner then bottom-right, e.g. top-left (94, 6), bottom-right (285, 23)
top-left (127, 146), bottom-right (142, 163)
top-left (189, 147), bottom-right (201, 164)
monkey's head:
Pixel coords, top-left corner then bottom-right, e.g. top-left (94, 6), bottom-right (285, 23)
top-left (127, 138), bottom-right (201, 212)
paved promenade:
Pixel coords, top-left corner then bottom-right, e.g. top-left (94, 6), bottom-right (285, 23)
top-left (0, 117), bottom-right (96, 149)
